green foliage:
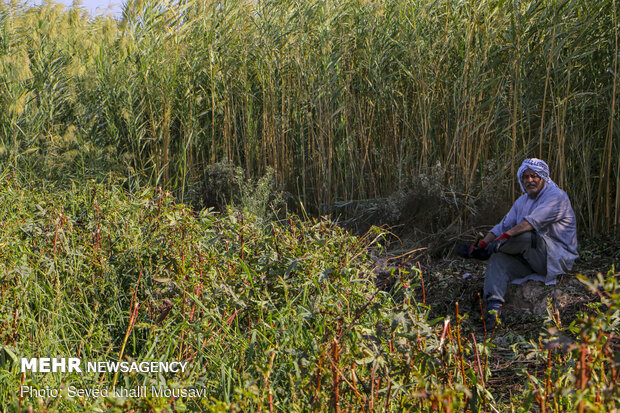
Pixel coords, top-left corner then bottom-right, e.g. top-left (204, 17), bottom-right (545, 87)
top-left (0, 175), bottom-right (616, 411)
top-left (237, 167), bottom-right (285, 220)
top-left (517, 269), bottom-right (619, 412)
top-left (0, 175), bottom-right (439, 411)
top-left (198, 162), bottom-right (284, 220)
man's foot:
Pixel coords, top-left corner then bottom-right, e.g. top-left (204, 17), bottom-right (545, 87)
top-left (484, 301), bottom-right (503, 331)
top-left (485, 310), bottom-right (501, 330)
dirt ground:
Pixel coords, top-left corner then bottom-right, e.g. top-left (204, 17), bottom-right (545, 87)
top-left (371, 235), bottom-right (619, 403)
top-left (373, 235), bottom-right (618, 327)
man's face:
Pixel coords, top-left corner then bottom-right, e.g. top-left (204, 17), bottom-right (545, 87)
top-left (522, 168), bottom-right (545, 198)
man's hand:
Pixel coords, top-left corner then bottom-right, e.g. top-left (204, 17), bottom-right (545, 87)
top-left (478, 232), bottom-right (497, 248)
top-left (461, 232), bottom-right (498, 258)
top-left (455, 243), bottom-right (492, 260)
top-left (478, 220), bottom-right (532, 251)
top-left (486, 232), bottom-right (511, 253)
top-left (456, 227), bottom-right (523, 260)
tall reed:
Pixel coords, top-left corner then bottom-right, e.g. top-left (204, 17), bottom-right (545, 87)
top-left (0, 0), bottom-right (617, 233)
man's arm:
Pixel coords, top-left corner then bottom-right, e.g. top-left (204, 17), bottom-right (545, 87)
top-left (504, 220), bottom-right (533, 237)
top-left (479, 232), bottom-right (496, 246)
top-left (478, 220), bottom-right (533, 246)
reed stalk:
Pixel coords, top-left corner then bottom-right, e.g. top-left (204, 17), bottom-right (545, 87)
top-left (0, 0), bottom-right (617, 232)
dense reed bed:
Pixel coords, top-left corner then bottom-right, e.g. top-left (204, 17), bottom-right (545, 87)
top-left (0, 175), bottom-right (617, 411)
top-left (0, 0), bottom-right (618, 233)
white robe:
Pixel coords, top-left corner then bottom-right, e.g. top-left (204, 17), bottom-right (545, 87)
top-left (490, 183), bottom-right (579, 284)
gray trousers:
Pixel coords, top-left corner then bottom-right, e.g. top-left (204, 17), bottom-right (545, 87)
top-left (483, 232), bottom-right (547, 304)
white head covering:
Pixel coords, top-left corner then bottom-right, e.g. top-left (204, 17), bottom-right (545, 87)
top-left (517, 158), bottom-right (558, 192)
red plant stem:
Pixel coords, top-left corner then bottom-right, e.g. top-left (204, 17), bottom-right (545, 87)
top-left (455, 303), bottom-right (466, 381)
top-left (240, 224), bottom-right (245, 260)
top-left (479, 297), bottom-right (489, 379)
top-left (437, 318), bottom-right (451, 352)
top-left (262, 349), bottom-right (276, 412)
top-left (204, 309), bottom-right (239, 345)
top-left (471, 334), bottom-right (485, 388)
top-left (417, 262), bottom-right (426, 305)
top-left (19, 372), bottom-right (24, 411)
top-left (113, 299), bottom-right (141, 387)
top-left (338, 289), bottom-right (379, 341)
top-left (607, 334), bottom-right (617, 383)
top-left (370, 365), bottom-right (376, 411)
top-left (53, 216), bottom-right (60, 254)
top-left (157, 188), bottom-right (162, 215)
top-left (327, 356), bottom-right (367, 409)
top-left (315, 354), bottom-right (323, 409)
top-left (12, 302), bottom-right (19, 344)
top-left (385, 376), bottom-right (392, 411)
top-left (478, 293), bottom-right (488, 337)
top-left (197, 250), bottom-right (203, 277)
top-left (272, 224), bottom-right (281, 260)
top-left (579, 344), bottom-right (587, 413)
top-left (544, 349), bottom-right (553, 410)
top-left (524, 370), bottom-right (545, 412)
top-left (471, 333), bottom-right (487, 413)
top-left (331, 339), bottom-right (341, 413)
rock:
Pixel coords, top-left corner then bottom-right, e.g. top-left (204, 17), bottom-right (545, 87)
top-left (503, 281), bottom-right (572, 315)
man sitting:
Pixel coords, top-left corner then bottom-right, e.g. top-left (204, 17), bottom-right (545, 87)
top-left (470, 158), bottom-right (579, 329)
